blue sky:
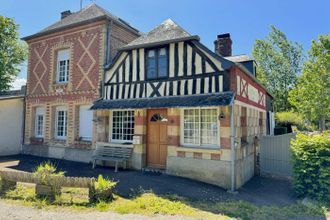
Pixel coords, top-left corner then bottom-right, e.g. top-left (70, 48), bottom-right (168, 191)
top-left (1, 0), bottom-right (329, 82)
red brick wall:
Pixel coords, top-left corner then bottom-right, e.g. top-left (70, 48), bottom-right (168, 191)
top-left (110, 22), bottom-right (139, 60)
top-left (24, 19), bottom-right (139, 148)
top-left (27, 23), bottom-right (104, 97)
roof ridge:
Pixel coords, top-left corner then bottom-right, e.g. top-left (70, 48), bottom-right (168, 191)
top-left (22, 3), bottom-right (140, 41)
top-left (122, 18), bottom-right (192, 49)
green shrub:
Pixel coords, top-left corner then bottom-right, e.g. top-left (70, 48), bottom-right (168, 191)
top-left (33, 161), bottom-right (65, 198)
top-left (276, 111), bottom-right (308, 131)
top-left (33, 162), bottom-right (65, 185)
top-left (291, 132), bottom-right (330, 202)
top-left (89, 175), bottom-right (116, 203)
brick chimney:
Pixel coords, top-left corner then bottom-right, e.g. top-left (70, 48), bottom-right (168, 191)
top-left (214, 33), bottom-right (232, 57)
top-left (61, 10), bottom-right (72, 19)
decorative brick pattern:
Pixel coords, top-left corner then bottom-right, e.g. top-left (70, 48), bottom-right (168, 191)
top-left (24, 20), bottom-right (139, 150)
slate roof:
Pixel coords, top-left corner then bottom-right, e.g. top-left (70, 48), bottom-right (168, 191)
top-left (91, 92), bottom-right (235, 110)
top-left (22, 4), bottom-right (139, 41)
top-left (225, 54), bottom-right (253, 63)
top-left (0, 88), bottom-right (25, 100)
top-left (120, 19), bottom-right (199, 50)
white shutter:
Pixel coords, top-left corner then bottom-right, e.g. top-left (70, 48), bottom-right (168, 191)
top-left (35, 107), bottom-right (44, 115)
top-left (79, 105), bottom-right (93, 140)
top-left (57, 49), bottom-right (70, 62)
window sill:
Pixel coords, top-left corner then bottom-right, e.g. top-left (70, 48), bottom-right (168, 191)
top-left (174, 145), bottom-right (222, 154)
top-left (180, 144), bottom-right (220, 150)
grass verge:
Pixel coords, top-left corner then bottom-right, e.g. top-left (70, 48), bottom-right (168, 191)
top-left (0, 182), bottom-right (328, 220)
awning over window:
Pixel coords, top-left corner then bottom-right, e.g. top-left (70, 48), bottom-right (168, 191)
top-left (91, 92), bottom-right (235, 110)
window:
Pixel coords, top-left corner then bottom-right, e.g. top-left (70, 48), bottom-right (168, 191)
top-left (35, 107), bottom-right (44, 138)
top-left (56, 49), bottom-right (70, 83)
top-left (79, 105), bottom-right (93, 141)
top-left (55, 106), bottom-right (67, 139)
top-left (111, 110), bottom-right (135, 142)
top-left (182, 108), bottom-right (219, 148)
top-left (146, 47), bottom-right (168, 79)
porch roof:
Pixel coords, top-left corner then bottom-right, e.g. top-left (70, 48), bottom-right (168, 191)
top-left (91, 92), bottom-right (235, 110)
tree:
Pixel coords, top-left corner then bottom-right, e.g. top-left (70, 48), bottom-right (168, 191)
top-left (289, 35), bottom-right (330, 131)
top-left (0, 15), bottom-right (27, 92)
top-left (252, 26), bottom-right (304, 111)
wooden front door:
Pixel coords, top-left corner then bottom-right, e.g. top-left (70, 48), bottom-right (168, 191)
top-left (147, 109), bottom-right (168, 169)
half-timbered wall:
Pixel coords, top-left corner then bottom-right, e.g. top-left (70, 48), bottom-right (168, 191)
top-left (105, 41), bottom-right (226, 100)
top-left (230, 66), bottom-right (267, 110)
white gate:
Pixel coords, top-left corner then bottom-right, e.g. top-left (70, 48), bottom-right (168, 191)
top-left (259, 133), bottom-right (296, 177)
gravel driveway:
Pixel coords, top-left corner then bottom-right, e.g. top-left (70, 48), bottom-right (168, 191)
top-left (0, 200), bottom-right (193, 220)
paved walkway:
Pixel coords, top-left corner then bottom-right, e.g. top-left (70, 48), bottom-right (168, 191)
top-left (0, 154), bottom-right (297, 206)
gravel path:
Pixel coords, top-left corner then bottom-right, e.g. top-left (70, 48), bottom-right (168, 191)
top-left (0, 200), bottom-right (192, 220)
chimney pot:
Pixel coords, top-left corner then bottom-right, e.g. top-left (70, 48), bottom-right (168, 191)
top-left (214, 33), bottom-right (232, 57)
top-left (61, 10), bottom-right (72, 19)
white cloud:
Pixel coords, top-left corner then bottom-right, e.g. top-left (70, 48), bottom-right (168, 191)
top-left (10, 77), bottom-right (26, 90)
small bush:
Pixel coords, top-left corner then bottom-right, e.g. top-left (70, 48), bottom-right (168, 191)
top-left (33, 162), bottom-right (65, 198)
top-left (276, 111), bottom-right (308, 132)
top-left (33, 161), bottom-right (65, 185)
top-left (291, 132), bottom-right (330, 202)
top-left (89, 175), bottom-right (116, 203)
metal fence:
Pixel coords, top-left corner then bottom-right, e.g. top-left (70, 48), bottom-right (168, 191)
top-left (259, 133), bottom-right (296, 177)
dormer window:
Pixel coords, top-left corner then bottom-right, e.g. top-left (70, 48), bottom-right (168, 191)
top-left (146, 47), bottom-right (168, 79)
top-left (56, 49), bottom-right (70, 83)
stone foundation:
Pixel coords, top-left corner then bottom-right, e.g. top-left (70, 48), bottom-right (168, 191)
top-left (22, 144), bottom-right (93, 163)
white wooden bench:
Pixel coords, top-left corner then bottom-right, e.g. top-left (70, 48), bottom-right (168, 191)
top-left (91, 146), bottom-right (133, 172)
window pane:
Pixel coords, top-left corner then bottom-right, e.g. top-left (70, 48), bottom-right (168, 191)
top-left (112, 111), bottom-right (135, 141)
top-left (200, 109), bottom-right (218, 145)
top-left (158, 48), bottom-right (167, 78)
top-left (57, 49), bottom-right (70, 83)
top-left (36, 115), bottom-right (43, 137)
top-left (183, 109), bottom-right (200, 145)
top-left (56, 110), bottom-right (67, 138)
top-left (147, 50), bottom-right (157, 79)
top-left (183, 108), bottom-right (218, 147)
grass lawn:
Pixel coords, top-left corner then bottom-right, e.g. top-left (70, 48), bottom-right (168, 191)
top-left (0, 182), bottom-right (328, 220)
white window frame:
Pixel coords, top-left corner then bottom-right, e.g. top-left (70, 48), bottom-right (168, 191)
top-left (109, 110), bottom-right (135, 144)
top-left (180, 107), bottom-right (220, 149)
top-left (55, 106), bottom-right (67, 140)
top-left (56, 49), bottom-right (70, 83)
top-left (35, 107), bottom-right (44, 138)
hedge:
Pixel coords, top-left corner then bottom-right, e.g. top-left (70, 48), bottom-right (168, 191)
top-left (290, 132), bottom-right (330, 202)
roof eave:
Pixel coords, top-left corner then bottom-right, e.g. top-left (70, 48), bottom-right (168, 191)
top-left (118, 35), bottom-right (200, 51)
top-left (0, 95), bottom-right (25, 101)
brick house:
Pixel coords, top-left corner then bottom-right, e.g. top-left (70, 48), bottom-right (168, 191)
top-left (22, 4), bottom-right (140, 161)
top-left (92, 19), bottom-right (274, 190)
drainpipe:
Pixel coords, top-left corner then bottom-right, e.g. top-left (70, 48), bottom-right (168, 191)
top-left (101, 20), bottom-right (112, 99)
top-left (21, 86), bottom-right (27, 154)
top-left (229, 97), bottom-right (237, 193)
